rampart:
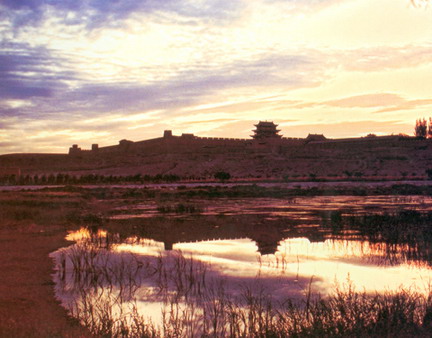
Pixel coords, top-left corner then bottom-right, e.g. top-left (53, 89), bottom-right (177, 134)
top-left (0, 167), bottom-right (21, 177)
top-left (4, 123), bottom-right (432, 179)
top-left (68, 130), bottom-right (309, 157)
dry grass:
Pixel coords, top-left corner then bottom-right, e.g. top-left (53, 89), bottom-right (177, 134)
top-left (55, 238), bottom-right (432, 337)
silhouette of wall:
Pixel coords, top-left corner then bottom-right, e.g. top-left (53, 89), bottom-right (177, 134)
top-left (0, 167), bottom-right (21, 177)
top-left (2, 126), bottom-right (432, 179)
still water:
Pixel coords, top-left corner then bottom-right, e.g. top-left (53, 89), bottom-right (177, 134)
top-left (51, 195), bottom-right (432, 335)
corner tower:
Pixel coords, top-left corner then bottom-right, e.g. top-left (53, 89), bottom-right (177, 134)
top-left (252, 121), bottom-right (282, 139)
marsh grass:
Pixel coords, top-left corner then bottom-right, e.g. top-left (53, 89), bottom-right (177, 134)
top-left (54, 238), bottom-right (432, 337)
top-left (320, 210), bottom-right (432, 267)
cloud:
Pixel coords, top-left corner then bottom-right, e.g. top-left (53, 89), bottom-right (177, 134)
top-left (0, 43), bottom-right (75, 104)
top-left (342, 45), bottom-right (432, 72)
top-left (292, 93), bottom-right (406, 110)
top-left (324, 94), bottom-right (405, 108)
top-left (0, 45), bottom-right (321, 154)
top-left (2, 0), bottom-right (430, 155)
top-left (1, 0), bottom-right (242, 33)
top-left (374, 99), bottom-right (432, 114)
top-left (48, 52), bottom-right (318, 116)
top-left (289, 93), bottom-right (432, 116)
top-left (0, 121), bottom-right (14, 129)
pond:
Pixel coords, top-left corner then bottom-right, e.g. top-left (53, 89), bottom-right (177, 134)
top-left (51, 195), bottom-right (432, 336)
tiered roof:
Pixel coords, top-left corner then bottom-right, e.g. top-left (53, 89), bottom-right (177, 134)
top-left (251, 121), bottom-right (282, 139)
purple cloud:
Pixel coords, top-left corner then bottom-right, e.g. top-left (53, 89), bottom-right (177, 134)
top-left (1, 0), bottom-right (242, 32)
top-left (0, 43), bottom-right (74, 101)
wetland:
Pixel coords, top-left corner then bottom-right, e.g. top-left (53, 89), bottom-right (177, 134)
top-left (2, 184), bottom-right (432, 336)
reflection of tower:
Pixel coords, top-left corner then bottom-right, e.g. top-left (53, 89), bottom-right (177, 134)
top-left (164, 241), bottom-right (173, 251)
top-left (254, 239), bottom-right (280, 255)
top-left (251, 121), bottom-right (282, 139)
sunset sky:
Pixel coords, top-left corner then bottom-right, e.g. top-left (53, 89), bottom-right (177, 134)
top-left (1, 0), bottom-right (432, 154)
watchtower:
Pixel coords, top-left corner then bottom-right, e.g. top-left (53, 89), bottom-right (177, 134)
top-left (251, 121), bottom-right (282, 139)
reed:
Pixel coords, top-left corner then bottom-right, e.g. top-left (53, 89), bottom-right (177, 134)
top-left (53, 238), bottom-right (432, 337)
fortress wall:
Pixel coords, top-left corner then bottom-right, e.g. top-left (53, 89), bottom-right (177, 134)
top-left (69, 134), bottom-right (307, 158)
top-left (0, 153), bottom-right (71, 175)
top-left (150, 136), bottom-right (254, 154)
top-left (191, 137), bottom-right (251, 150)
top-left (279, 138), bottom-right (304, 146)
top-left (0, 167), bottom-right (21, 177)
top-left (307, 137), bottom-right (403, 151)
top-left (309, 136), bottom-right (400, 146)
top-left (30, 130), bottom-right (432, 178)
top-left (129, 135), bottom-right (307, 155)
top-left (281, 137), bottom-right (304, 142)
top-left (196, 137), bottom-right (248, 142)
top-left (95, 145), bottom-right (119, 153)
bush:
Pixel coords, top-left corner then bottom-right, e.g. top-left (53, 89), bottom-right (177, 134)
top-left (214, 171), bottom-right (231, 181)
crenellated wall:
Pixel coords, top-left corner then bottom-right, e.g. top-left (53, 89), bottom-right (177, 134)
top-left (67, 131), bottom-right (310, 157)
top-left (5, 127), bottom-right (432, 179)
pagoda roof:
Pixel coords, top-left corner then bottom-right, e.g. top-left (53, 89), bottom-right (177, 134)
top-left (254, 121), bottom-right (279, 127)
top-left (251, 120), bottom-right (282, 139)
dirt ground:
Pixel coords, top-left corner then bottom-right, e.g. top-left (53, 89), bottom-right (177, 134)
top-left (0, 190), bottom-right (94, 337)
top-left (0, 222), bottom-right (92, 337)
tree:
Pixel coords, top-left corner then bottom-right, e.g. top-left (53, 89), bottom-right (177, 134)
top-left (415, 118), bottom-right (427, 138)
top-left (428, 118), bottom-right (432, 139)
top-left (214, 171), bottom-right (231, 181)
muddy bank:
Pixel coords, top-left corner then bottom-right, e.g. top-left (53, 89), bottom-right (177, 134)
top-left (0, 191), bottom-right (94, 337)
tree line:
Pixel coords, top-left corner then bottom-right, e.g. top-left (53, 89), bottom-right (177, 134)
top-left (0, 173), bottom-right (182, 186)
top-left (0, 172), bottom-right (234, 186)
top-left (414, 118), bottom-right (432, 138)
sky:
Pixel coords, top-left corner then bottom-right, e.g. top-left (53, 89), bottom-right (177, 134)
top-left (1, 0), bottom-right (432, 154)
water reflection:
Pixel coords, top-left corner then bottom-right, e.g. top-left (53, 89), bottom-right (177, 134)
top-left (51, 195), bottom-right (432, 336)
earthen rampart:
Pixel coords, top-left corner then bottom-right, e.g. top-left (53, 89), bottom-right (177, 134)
top-left (62, 127), bottom-right (430, 164)
top-left (67, 128), bottom-right (315, 157)
top-left (6, 121), bottom-right (432, 180)
top-left (0, 167), bottom-right (21, 177)
top-left (309, 135), bottom-right (400, 145)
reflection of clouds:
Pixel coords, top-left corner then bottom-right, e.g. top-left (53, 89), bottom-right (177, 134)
top-left (276, 238), bottom-right (432, 295)
top-left (62, 226), bottom-right (432, 298)
top-left (52, 217), bottom-right (432, 333)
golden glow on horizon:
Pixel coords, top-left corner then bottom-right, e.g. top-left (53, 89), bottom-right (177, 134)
top-left (2, 0), bottom-right (432, 153)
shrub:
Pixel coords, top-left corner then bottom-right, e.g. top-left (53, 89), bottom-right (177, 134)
top-left (214, 171), bottom-right (231, 181)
